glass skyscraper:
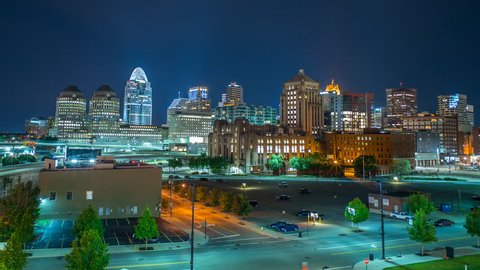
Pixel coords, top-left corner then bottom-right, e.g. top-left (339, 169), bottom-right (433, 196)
top-left (123, 67), bottom-right (152, 125)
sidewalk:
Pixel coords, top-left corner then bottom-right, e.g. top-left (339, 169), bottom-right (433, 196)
top-left (353, 246), bottom-right (480, 270)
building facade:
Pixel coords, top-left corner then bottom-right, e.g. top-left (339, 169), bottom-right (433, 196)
top-left (280, 69), bottom-right (323, 135)
top-left (25, 117), bottom-right (50, 138)
top-left (321, 80), bottom-right (343, 131)
top-left (39, 159), bottom-right (162, 219)
top-left (187, 86), bottom-right (211, 112)
top-left (341, 92), bottom-right (374, 132)
top-left (219, 82), bottom-right (244, 107)
top-left (214, 104), bottom-right (276, 126)
top-left (385, 87), bottom-right (417, 129)
top-left (437, 94), bottom-right (473, 133)
top-left (324, 130), bottom-right (415, 175)
top-left (89, 85), bottom-right (120, 136)
top-left (55, 85), bottom-right (87, 139)
top-left (123, 67), bottom-right (152, 125)
top-left (208, 119), bottom-right (320, 173)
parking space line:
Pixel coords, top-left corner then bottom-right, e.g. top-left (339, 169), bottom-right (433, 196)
top-left (126, 218), bottom-right (130, 225)
top-left (116, 218), bottom-right (119, 226)
top-left (159, 229), bottom-right (172, 243)
top-left (61, 219), bottom-right (65, 228)
top-left (206, 226), bottom-right (228, 237)
top-left (113, 231), bottom-right (120, 245)
top-left (170, 229), bottom-right (188, 242)
top-left (125, 231), bottom-right (133, 245)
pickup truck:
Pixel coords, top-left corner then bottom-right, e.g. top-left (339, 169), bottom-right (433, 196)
top-left (390, 212), bottom-right (413, 220)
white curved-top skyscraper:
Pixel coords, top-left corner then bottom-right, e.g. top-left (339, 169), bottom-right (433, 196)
top-left (123, 67), bottom-right (152, 125)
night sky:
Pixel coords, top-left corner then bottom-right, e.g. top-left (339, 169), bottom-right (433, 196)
top-left (1, 1), bottom-right (479, 132)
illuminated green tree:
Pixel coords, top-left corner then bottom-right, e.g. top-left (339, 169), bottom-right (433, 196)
top-left (344, 197), bottom-right (369, 230)
top-left (407, 193), bottom-right (435, 215)
top-left (408, 209), bottom-right (437, 255)
top-left (353, 155), bottom-right (376, 178)
top-left (465, 208), bottom-right (480, 248)
top-left (73, 205), bottom-right (103, 238)
top-left (135, 208), bottom-right (159, 249)
top-left (267, 154), bottom-right (284, 173)
top-left (168, 158), bottom-right (182, 174)
top-left (65, 229), bottom-right (109, 270)
top-left (0, 232), bottom-right (27, 270)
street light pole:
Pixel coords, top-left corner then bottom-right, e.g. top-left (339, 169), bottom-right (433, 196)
top-left (378, 180), bottom-right (385, 259)
top-left (169, 179), bottom-right (173, 217)
top-left (190, 183), bottom-right (195, 270)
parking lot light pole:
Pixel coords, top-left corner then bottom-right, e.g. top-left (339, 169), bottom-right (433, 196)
top-left (378, 180), bottom-right (385, 259)
top-left (190, 183), bottom-right (195, 270)
top-left (169, 179), bottom-right (173, 217)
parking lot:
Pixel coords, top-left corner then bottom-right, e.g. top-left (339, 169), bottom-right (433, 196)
top-left (26, 218), bottom-right (189, 249)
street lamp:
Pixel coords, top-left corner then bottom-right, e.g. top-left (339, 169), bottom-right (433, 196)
top-left (242, 183), bottom-right (247, 190)
top-left (168, 179), bottom-right (173, 217)
top-left (377, 180), bottom-right (385, 260)
top-left (190, 183), bottom-right (195, 270)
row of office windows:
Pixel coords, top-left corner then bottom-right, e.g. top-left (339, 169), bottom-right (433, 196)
top-left (49, 190), bottom-right (93, 201)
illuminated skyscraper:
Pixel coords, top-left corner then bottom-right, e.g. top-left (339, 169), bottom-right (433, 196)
top-left (437, 94), bottom-right (473, 133)
top-left (89, 85), bottom-right (120, 136)
top-left (385, 86), bottom-right (417, 129)
top-left (186, 86), bottom-right (211, 112)
top-left (280, 69), bottom-right (322, 135)
top-left (123, 67), bottom-right (152, 125)
top-left (55, 85), bottom-right (87, 139)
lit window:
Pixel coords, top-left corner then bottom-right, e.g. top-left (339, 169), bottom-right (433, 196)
top-left (49, 191), bottom-right (56, 201)
top-left (86, 191), bottom-right (93, 200)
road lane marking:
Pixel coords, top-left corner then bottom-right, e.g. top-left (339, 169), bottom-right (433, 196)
top-left (214, 239), bottom-right (287, 247)
top-left (331, 236), bottom-right (471, 255)
top-left (212, 236), bottom-right (271, 242)
top-left (211, 234), bottom-right (240, 240)
top-left (106, 261), bottom-right (189, 269)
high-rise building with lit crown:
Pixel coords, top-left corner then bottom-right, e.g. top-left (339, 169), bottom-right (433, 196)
top-left (437, 94), bottom-right (473, 133)
top-left (280, 69), bottom-right (322, 135)
top-left (55, 85), bottom-right (87, 139)
top-left (385, 86), bottom-right (417, 129)
top-left (219, 82), bottom-right (244, 107)
top-left (186, 86), bottom-right (211, 112)
top-left (123, 67), bottom-right (152, 125)
top-left (89, 85), bottom-right (120, 136)
top-left (321, 79), bottom-right (343, 131)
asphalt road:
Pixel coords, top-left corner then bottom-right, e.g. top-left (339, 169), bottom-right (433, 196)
top-left (26, 177), bottom-right (480, 270)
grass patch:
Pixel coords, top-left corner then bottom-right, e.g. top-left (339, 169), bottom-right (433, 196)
top-left (384, 254), bottom-right (480, 269)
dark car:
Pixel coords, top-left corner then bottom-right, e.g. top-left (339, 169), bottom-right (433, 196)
top-left (275, 195), bottom-right (290, 201)
top-left (472, 195), bottom-right (480, 201)
top-left (434, 219), bottom-right (455, 227)
top-left (299, 188), bottom-right (311, 194)
top-left (214, 179), bottom-right (225, 183)
top-left (269, 221), bottom-right (288, 230)
top-left (278, 182), bottom-right (289, 188)
top-left (199, 178), bottom-right (208, 181)
top-left (249, 200), bottom-right (259, 207)
top-left (278, 223), bottom-right (299, 233)
top-left (184, 175), bottom-right (191, 179)
top-left (296, 210), bottom-right (314, 217)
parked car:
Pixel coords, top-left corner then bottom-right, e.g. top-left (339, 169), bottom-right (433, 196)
top-left (201, 172), bottom-right (209, 174)
top-left (390, 212), bottom-right (414, 220)
top-left (269, 221), bottom-right (288, 230)
top-left (275, 195), bottom-right (290, 201)
top-left (191, 171), bottom-right (200, 175)
top-left (296, 210), bottom-right (314, 217)
top-left (299, 188), bottom-right (311, 194)
top-left (434, 219), bottom-right (455, 227)
top-left (214, 179), bottom-right (225, 183)
top-left (199, 178), bottom-right (208, 181)
top-left (472, 195), bottom-right (480, 201)
top-left (184, 175), bottom-right (191, 179)
top-left (278, 223), bottom-right (299, 233)
top-left (249, 200), bottom-right (259, 207)
top-left (278, 182), bottom-right (289, 188)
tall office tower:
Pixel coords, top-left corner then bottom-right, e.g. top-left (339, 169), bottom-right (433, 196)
top-left (280, 69), bottom-right (322, 135)
top-left (467, 104), bottom-right (475, 129)
top-left (221, 82), bottom-right (244, 107)
top-left (89, 85), bottom-right (120, 136)
top-left (186, 86), bottom-right (211, 112)
top-left (214, 104), bottom-right (277, 125)
top-left (167, 97), bottom-right (213, 142)
top-left (123, 67), bottom-right (152, 125)
top-left (55, 85), bottom-right (87, 138)
top-left (341, 92), bottom-right (374, 132)
top-left (25, 117), bottom-right (49, 138)
top-left (385, 86), bottom-right (417, 129)
top-left (321, 79), bottom-right (342, 131)
top-left (437, 94), bottom-right (472, 132)
top-left (371, 107), bottom-right (386, 129)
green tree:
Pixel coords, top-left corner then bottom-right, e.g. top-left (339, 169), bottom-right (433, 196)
top-left (15, 213), bottom-right (34, 248)
top-left (1, 176), bottom-right (14, 195)
top-left (188, 157), bottom-right (200, 170)
top-left (65, 229), bottom-right (110, 270)
top-left (1, 156), bottom-right (19, 166)
top-left (344, 197), bottom-right (369, 230)
top-left (289, 157), bottom-right (311, 171)
top-left (208, 156), bottom-right (229, 174)
top-left (352, 155), bottom-right (376, 178)
top-left (392, 160), bottom-right (412, 175)
top-left (168, 158), bottom-right (182, 174)
top-left (266, 154), bottom-right (284, 173)
top-left (219, 191), bottom-right (234, 212)
top-left (134, 208), bottom-right (159, 249)
top-left (232, 193), bottom-right (252, 221)
top-left (465, 208), bottom-right (480, 247)
top-left (0, 232), bottom-right (27, 270)
top-left (408, 209), bottom-right (437, 255)
top-left (407, 193), bottom-right (435, 215)
top-left (73, 205), bottom-right (104, 238)
top-left (196, 186), bottom-right (209, 203)
top-left (160, 198), bottom-right (169, 214)
top-left (17, 154), bottom-right (37, 164)
top-left (207, 188), bottom-right (221, 206)
top-left (0, 180), bottom-right (40, 241)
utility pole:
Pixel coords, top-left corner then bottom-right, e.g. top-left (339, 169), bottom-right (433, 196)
top-left (169, 179), bottom-right (173, 217)
top-left (190, 184), bottom-right (195, 270)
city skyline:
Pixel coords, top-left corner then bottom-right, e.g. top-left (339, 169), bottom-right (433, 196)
top-left (1, 1), bottom-right (480, 132)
